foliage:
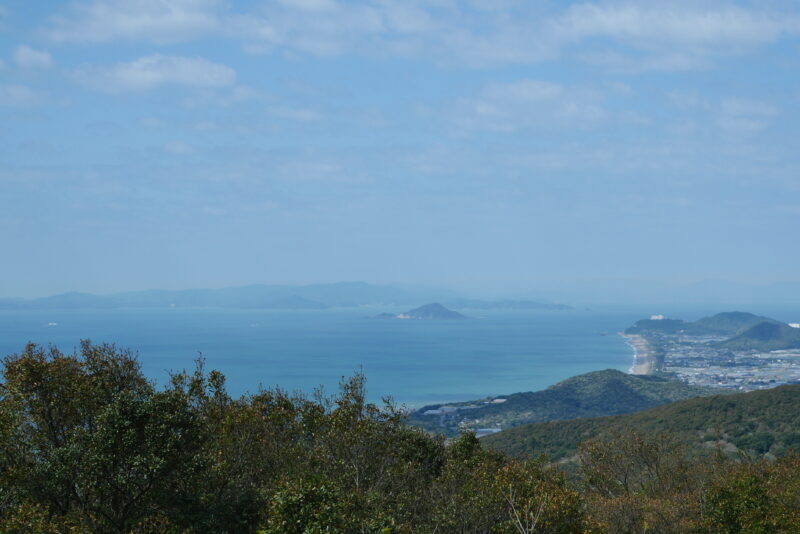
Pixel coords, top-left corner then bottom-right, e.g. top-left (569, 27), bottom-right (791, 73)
top-left (3, 341), bottom-right (800, 533)
top-left (483, 383), bottom-right (800, 461)
top-left (0, 342), bottom-right (586, 533)
top-left (264, 479), bottom-right (350, 534)
top-left (1, 342), bottom-right (199, 532)
top-left (578, 432), bottom-right (708, 533)
top-left (700, 454), bottom-right (800, 533)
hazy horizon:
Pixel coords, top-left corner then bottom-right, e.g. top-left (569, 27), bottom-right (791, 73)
top-left (3, 1), bottom-right (799, 300)
top-left (6, 278), bottom-right (800, 311)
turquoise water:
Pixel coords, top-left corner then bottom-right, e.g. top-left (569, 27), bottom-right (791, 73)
top-left (0, 308), bottom-right (642, 406)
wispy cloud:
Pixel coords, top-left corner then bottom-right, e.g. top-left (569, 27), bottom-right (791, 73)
top-left (453, 79), bottom-right (607, 132)
top-left (44, 0), bottom-right (222, 44)
top-left (268, 106), bottom-right (322, 122)
top-left (666, 92), bottom-right (778, 135)
top-left (718, 97), bottom-right (777, 135)
top-left (13, 45), bottom-right (53, 69)
top-left (720, 97), bottom-right (777, 117)
top-left (164, 141), bottom-right (193, 155)
top-left (42, 1), bottom-right (800, 70)
top-left (554, 3), bottom-right (800, 71)
top-left (181, 85), bottom-right (267, 108)
top-left (0, 84), bottom-right (44, 106)
top-left (74, 54), bottom-right (236, 93)
top-left (555, 3), bottom-right (797, 47)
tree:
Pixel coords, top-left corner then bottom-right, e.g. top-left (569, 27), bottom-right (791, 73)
top-left (578, 430), bottom-right (704, 533)
top-left (701, 453), bottom-right (800, 533)
top-left (1, 342), bottom-right (207, 532)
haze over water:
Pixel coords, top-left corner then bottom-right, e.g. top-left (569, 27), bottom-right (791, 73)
top-left (0, 308), bottom-right (639, 406)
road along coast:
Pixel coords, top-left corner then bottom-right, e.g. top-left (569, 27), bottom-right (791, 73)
top-left (621, 333), bottom-right (658, 375)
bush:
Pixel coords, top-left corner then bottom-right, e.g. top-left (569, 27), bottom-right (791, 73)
top-left (733, 432), bottom-right (775, 454)
top-left (4, 341), bottom-right (800, 532)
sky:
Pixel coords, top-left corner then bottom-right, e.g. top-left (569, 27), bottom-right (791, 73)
top-left (1, 0), bottom-right (800, 300)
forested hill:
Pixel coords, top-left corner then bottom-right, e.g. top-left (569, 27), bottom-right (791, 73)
top-left (623, 311), bottom-right (800, 351)
top-left (409, 369), bottom-right (725, 435)
top-left (624, 311), bottom-right (777, 336)
top-left (483, 384), bottom-right (800, 461)
top-left (716, 321), bottom-right (800, 351)
top-left (694, 311), bottom-right (781, 335)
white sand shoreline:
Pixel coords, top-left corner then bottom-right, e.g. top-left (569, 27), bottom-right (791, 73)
top-left (620, 333), bottom-right (657, 375)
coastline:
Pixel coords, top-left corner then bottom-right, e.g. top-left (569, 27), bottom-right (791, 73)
top-left (620, 333), bottom-right (657, 375)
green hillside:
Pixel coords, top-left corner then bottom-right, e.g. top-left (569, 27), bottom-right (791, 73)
top-left (409, 369), bottom-right (725, 435)
top-left (716, 321), bottom-right (800, 351)
top-left (624, 311), bottom-right (778, 336)
top-left (694, 311), bottom-right (779, 335)
top-left (483, 384), bottom-right (800, 461)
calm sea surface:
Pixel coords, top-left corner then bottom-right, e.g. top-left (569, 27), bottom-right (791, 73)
top-left (0, 307), bottom-right (643, 406)
top-left (2, 305), bottom-right (796, 406)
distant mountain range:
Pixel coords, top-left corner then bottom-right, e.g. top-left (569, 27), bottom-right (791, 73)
top-left (444, 298), bottom-right (571, 311)
top-left (409, 369), bottom-right (725, 436)
top-left (483, 384), bottom-right (800, 461)
top-left (625, 311), bottom-right (800, 351)
top-left (0, 282), bottom-right (446, 310)
top-left (0, 283), bottom-right (570, 311)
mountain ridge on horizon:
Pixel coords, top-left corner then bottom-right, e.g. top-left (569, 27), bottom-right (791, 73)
top-left (0, 282), bottom-right (570, 311)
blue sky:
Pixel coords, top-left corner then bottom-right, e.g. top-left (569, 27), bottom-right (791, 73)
top-left (1, 0), bottom-right (799, 299)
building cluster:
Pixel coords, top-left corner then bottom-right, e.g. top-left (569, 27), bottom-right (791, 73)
top-left (651, 332), bottom-right (800, 390)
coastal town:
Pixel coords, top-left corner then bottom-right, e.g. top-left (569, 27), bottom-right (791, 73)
top-left (622, 314), bottom-right (800, 391)
top-left (412, 311), bottom-right (800, 437)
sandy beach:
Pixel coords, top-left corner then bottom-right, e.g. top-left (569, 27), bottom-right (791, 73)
top-left (620, 333), bottom-right (658, 374)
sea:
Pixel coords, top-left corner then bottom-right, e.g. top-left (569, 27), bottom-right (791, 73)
top-left (2, 305), bottom-right (798, 407)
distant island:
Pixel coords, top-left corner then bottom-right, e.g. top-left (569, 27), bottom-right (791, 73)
top-left (444, 298), bottom-right (571, 311)
top-left (376, 303), bottom-right (467, 320)
top-left (0, 282), bottom-right (570, 312)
